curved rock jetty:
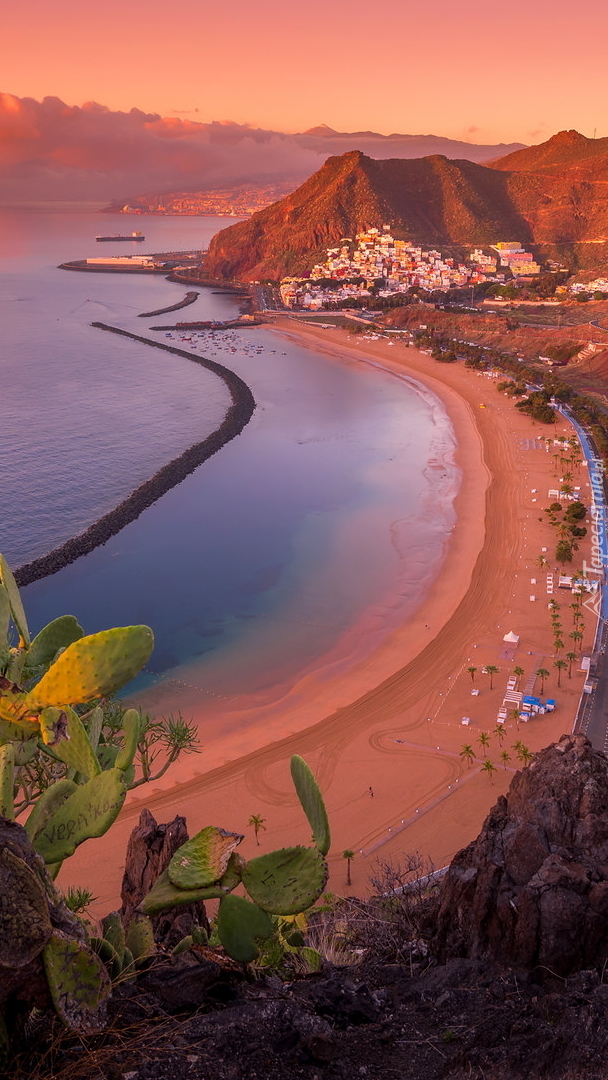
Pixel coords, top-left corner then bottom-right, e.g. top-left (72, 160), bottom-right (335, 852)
top-left (15, 324), bottom-right (255, 587)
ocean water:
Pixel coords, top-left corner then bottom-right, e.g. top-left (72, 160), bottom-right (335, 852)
top-left (1, 207), bottom-right (459, 708)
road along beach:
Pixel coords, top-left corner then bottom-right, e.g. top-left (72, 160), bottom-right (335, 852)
top-left (58, 319), bottom-right (596, 912)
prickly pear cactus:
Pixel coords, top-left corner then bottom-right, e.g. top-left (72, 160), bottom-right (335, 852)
top-left (0, 743), bottom-right (15, 820)
top-left (0, 553), bottom-right (29, 647)
top-left (0, 847), bottom-right (52, 968)
top-left (32, 768), bottom-right (128, 865)
top-left (24, 615), bottom-right (84, 675)
top-left (41, 706), bottom-right (101, 778)
top-left (242, 846), bottom-right (329, 915)
top-left (140, 867), bottom-right (227, 915)
top-left (217, 894), bottom-right (274, 963)
top-left (125, 912), bottom-right (155, 963)
top-left (168, 826), bottom-right (244, 890)
top-left (290, 755), bottom-right (331, 855)
top-left (114, 708), bottom-right (141, 772)
top-left (23, 626), bottom-right (154, 712)
top-left (43, 930), bottom-right (111, 1032)
top-left (24, 778), bottom-right (78, 845)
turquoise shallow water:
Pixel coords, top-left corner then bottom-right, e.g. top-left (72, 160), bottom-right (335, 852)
top-left (1, 209), bottom-right (459, 706)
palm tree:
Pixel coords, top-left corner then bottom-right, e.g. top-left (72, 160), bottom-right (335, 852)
top-left (536, 667), bottom-right (550, 694)
top-left (460, 744), bottom-right (475, 767)
top-left (248, 813), bottom-right (267, 846)
top-left (508, 706), bottom-right (521, 728)
top-left (554, 658), bottom-right (567, 687)
top-left (565, 651), bottom-right (577, 678)
top-left (500, 749), bottom-right (511, 769)
top-left (478, 731), bottom-right (491, 757)
top-left (570, 629), bottom-right (584, 652)
top-left (520, 747), bottom-right (534, 767)
top-left (493, 725), bottom-right (506, 744)
top-left (513, 666), bottom-right (525, 688)
top-left (553, 637), bottom-right (564, 654)
top-left (343, 849), bottom-right (355, 887)
top-left (467, 666), bottom-right (477, 683)
top-left (536, 553), bottom-right (548, 570)
top-left (515, 743), bottom-right (531, 766)
top-left (482, 759), bottom-right (497, 783)
top-left (484, 664), bottom-right (499, 690)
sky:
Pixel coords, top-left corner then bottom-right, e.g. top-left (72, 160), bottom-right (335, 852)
top-left (2, 0), bottom-right (607, 143)
top-left (2, 0), bottom-right (608, 202)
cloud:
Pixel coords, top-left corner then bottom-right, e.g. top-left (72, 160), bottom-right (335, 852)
top-left (0, 93), bottom-right (529, 203)
top-left (0, 93), bottom-right (321, 202)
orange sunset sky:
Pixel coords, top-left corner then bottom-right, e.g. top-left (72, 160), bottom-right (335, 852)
top-left (2, 0), bottom-right (607, 144)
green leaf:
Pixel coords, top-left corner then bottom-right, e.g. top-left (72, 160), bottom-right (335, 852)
top-left (290, 755), bottom-right (331, 854)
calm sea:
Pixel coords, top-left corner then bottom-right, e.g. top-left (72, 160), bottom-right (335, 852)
top-left (1, 207), bottom-right (458, 708)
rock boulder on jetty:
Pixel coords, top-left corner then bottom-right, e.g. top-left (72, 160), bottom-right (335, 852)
top-left (433, 733), bottom-right (608, 975)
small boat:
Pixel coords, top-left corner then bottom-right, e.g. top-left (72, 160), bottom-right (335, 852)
top-left (96, 231), bottom-right (145, 242)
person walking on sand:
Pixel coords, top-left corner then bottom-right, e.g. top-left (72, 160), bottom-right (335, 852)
top-left (369, 786), bottom-right (374, 798)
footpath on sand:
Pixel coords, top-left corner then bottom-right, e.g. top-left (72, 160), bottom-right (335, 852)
top-left (58, 323), bottom-right (595, 913)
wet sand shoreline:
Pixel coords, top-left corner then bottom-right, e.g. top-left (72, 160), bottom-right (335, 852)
top-left (59, 320), bottom-right (594, 911)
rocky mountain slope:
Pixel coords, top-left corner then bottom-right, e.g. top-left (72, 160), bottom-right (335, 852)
top-left (203, 131), bottom-right (608, 281)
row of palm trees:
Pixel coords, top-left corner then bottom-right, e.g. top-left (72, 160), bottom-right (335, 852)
top-left (460, 735), bottom-right (534, 781)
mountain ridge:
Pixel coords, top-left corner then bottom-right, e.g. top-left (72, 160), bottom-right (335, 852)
top-left (203, 131), bottom-right (608, 281)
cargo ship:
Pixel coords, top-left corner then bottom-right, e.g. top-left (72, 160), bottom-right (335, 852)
top-left (95, 231), bottom-right (145, 242)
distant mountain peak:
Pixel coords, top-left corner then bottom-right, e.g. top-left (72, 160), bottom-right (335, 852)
top-left (549, 129), bottom-right (589, 145)
top-left (301, 124), bottom-right (339, 136)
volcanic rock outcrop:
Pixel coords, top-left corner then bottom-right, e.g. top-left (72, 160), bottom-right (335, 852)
top-left (433, 734), bottom-right (608, 976)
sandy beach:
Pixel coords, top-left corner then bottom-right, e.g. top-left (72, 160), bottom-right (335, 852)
top-left (58, 319), bottom-right (596, 913)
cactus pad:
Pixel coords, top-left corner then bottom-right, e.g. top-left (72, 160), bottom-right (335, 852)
top-left (0, 583), bottom-right (10, 642)
top-left (168, 826), bottom-right (244, 890)
top-left (100, 911), bottom-right (125, 957)
top-left (0, 716), bottom-right (40, 743)
top-left (33, 768), bottom-right (127, 864)
top-left (125, 912), bottom-right (155, 962)
top-left (290, 755), bottom-right (331, 855)
top-left (114, 708), bottom-right (140, 772)
top-left (0, 742), bottom-right (15, 819)
top-left (24, 778), bottom-right (79, 843)
top-left (140, 867), bottom-right (226, 915)
top-left (242, 846), bottom-right (328, 915)
top-left (49, 706), bottom-right (101, 780)
top-left (217, 894), bottom-right (274, 963)
top-left (43, 931), bottom-right (111, 1032)
top-left (24, 615), bottom-right (84, 673)
top-left (23, 625), bottom-right (154, 710)
top-left (0, 553), bottom-right (30, 647)
top-left (0, 848), bottom-right (53, 968)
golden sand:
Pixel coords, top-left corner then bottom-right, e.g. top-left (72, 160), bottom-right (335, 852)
top-left (59, 320), bottom-right (595, 913)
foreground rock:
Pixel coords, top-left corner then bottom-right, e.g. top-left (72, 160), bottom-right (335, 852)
top-left (434, 733), bottom-right (608, 975)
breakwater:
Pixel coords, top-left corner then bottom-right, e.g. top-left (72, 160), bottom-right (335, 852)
top-left (137, 292), bottom-right (199, 317)
top-left (14, 324), bottom-right (256, 587)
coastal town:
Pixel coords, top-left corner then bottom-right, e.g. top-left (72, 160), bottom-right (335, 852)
top-left (279, 227), bottom-right (542, 308)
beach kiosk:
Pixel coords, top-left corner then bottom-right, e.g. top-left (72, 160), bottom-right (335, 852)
top-left (503, 631), bottom-right (519, 645)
